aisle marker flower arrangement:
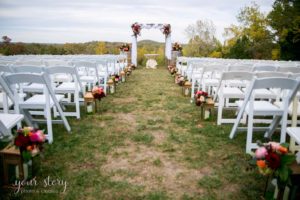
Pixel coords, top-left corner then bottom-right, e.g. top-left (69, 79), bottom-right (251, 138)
top-left (254, 141), bottom-right (295, 187)
top-left (14, 127), bottom-right (46, 162)
top-left (119, 43), bottom-right (130, 52)
top-left (194, 91), bottom-right (208, 106)
top-left (92, 86), bottom-right (106, 100)
top-left (172, 42), bottom-right (182, 51)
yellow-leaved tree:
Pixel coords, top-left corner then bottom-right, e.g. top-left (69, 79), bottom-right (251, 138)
top-left (95, 42), bottom-right (107, 54)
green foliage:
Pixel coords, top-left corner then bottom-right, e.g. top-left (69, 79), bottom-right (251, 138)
top-left (223, 2), bottom-right (274, 59)
top-left (136, 40), bottom-right (166, 66)
top-left (130, 132), bottom-right (154, 144)
top-left (268, 0), bottom-right (300, 60)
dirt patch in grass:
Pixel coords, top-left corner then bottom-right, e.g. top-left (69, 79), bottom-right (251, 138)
top-left (102, 143), bottom-right (205, 198)
top-left (113, 97), bottom-right (138, 104)
top-left (70, 162), bottom-right (97, 172)
top-left (151, 130), bottom-right (167, 145)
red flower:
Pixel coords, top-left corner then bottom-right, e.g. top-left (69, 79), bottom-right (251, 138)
top-left (14, 134), bottom-right (30, 148)
top-left (265, 152), bottom-right (281, 169)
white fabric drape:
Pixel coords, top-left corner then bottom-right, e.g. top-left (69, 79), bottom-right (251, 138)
top-left (165, 34), bottom-right (172, 60)
top-left (131, 36), bottom-right (137, 66)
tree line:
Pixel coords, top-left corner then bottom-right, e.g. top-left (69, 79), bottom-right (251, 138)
top-left (184, 0), bottom-right (300, 61)
top-left (1, 0), bottom-right (299, 61)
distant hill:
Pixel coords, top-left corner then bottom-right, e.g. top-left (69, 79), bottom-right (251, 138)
top-left (137, 40), bottom-right (164, 45)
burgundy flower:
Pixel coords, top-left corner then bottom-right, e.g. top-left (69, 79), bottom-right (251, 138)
top-left (265, 152), bottom-right (281, 169)
top-left (14, 134), bottom-right (30, 148)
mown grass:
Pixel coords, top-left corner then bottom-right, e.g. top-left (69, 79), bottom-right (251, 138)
top-left (0, 65), bottom-right (266, 200)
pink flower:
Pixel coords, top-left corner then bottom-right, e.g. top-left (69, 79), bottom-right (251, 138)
top-left (36, 130), bottom-right (45, 142)
top-left (268, 142), bottom-right (280, 151)
top-left (255, 147), bottom-right (268, 159)
top-left (30, 130), bottom-right (45, 142)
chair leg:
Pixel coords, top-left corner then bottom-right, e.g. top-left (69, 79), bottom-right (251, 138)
top-left (191, 78), bottom-right (195, 99)
top-left (264, 116), bottom-right (281, 139)
top-left (280, 112), bottom-right (288, 143)
top-left (217, 96), bottom-right (224, 125)
top-left (246, 111), bottom-right (254, 154)
top-left (75, 91), bottom-right (80, 119)
top-left (45, 106), bottom-right (53, 144)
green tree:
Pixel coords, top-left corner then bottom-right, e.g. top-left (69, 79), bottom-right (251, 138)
top-left (224, 2), bottom-right (274, 59)
top-left (268, 0), bottom-right (300, 60)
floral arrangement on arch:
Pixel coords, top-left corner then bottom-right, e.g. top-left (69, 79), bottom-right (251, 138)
top-left (253, 141), bottom-right (295, 189)
top-left (119, 43), bottom-right (130, 52)
top-left (161, 24), bottom-right (171, 36)
top-left (92, 86), bottom-right (106, 100)
top-left (172, 42), bottom-right (182, 51)
top-left (14, 127), bottom-right (46, 162)
top-left (194, 91), bottom-right (208, 106)
top-left (131, 22), bottom-right (141, 36)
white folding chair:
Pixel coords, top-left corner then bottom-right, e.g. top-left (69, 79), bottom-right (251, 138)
top-left (214, 72), bottom-right (254, 125)
top-left (96, 60), bottom-right (109, 94)
top-left (277, 66), bottom-right (300, 74)
top-left (229, 77), bottom-right (300, 153)
top-left (4, 72), bottom-right (71, 143)
top-left (227, 64), bottom-right (253, 72)
top-left (74, 61), bottom-right (100, 94)
top-left (252, 65), bottom-right (277, 72)
top-left (0, 113), bottom-right (23, 140)
top-left (12, 65), bottom-right (45, 93)
top-left (200, 64), bottom-right (227, 97)
top-left (0, 65), bottom-right (14, 113)
top-left (190, 62), bottom-right (205, 99)
top-left (45, 66), bottom-right (83, 119)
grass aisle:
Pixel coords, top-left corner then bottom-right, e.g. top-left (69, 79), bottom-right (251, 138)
top-left (4, 66), bottom-right (264, 200)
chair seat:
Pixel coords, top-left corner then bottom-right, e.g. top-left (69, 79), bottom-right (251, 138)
top-left (274, 101), bottom-right (300, 115)
top-left (226, 80), bottom-right (247, 88)
top-left (53, 74), bottom-right (72, 82)
top-left (242, 88), bottom-right (277, 99)
top-left (80, 76), bottom-right (95, 82)
top-left (55, 82), bottom-right (78, 92)
top-left (222, 87), bottom-right (244, 98)
top-left (287, 127), bottom-right (300, 144)
top-left (0, 93), bottom-right (26, 109)
top-left (236, 100), bottom-right (283, 116)
top-left (203, 79), bottom-right (219, 86)
top-left (0, 93), bottom-right (13, 108)
top-left (98, 72), bottom-right (108, 77)
top-left (0, 113), bottom-right (23, 129)
top-left (22, 83), bottom-right (44, 92)
top-left (20, 94), bottom-right (64, 109)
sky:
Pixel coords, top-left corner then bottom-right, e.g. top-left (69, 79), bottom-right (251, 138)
top-left (0, 0), bottom-right (275, 44)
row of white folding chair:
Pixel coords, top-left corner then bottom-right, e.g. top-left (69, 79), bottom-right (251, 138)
top-left (8, 65), bottom-right (82, 119)
top-left (189, 63), bottom-right (300, 99)
top-left (230, 77), bottom-right (300, 153)
top-left (73, 61), bottom-right (100, 93)
top-left (190, 63), bottom-right (227, 98)
top-left (214, 72), bottom-right (294, 126)
top-left (0, 72), bottom-right (71, 143)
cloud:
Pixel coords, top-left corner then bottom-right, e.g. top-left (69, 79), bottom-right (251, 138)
top-left (0, 0), bottom-right (274, 43)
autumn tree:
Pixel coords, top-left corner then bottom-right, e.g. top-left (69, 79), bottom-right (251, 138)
top-left (95, 42), bottom-right (107, 54)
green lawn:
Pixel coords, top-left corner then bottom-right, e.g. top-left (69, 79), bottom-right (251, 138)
top-left (1, 66), bottom-right (266, 200)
